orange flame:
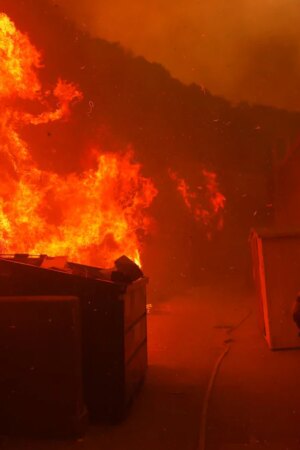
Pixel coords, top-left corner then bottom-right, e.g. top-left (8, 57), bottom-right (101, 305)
top-left (0, 13), bottom-right (157, 267)
top-left (169, 168), bottom-right (226, 232)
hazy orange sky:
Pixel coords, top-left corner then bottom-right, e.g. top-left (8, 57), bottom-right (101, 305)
top-left (55, 0), bottom-right (300, 111)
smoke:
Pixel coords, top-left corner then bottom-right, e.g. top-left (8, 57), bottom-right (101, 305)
top-left (53, 0), bottom-right (300, 111)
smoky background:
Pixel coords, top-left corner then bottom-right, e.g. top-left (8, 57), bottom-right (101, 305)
top-left (54, 0), bottom-right (300, 111)
top-left (1, 0), bottom-right (300, 300)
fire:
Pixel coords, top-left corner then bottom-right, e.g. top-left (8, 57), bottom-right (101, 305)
top-left (169, 168), bottom-right (226, 233)
top-left (0, 13), bottom-right (157, 267)
top-left (0, 13), bottom-right (41, 99)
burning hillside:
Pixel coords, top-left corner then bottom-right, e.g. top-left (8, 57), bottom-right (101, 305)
top-left (0, 12), bottom-right (227, 270)
top-left (0, 13), bottom-right (157, 267)
top-left (1, 0), bottom-right (298, 287)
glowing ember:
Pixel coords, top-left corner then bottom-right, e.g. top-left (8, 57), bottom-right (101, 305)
top-left (168, 168), bottom-right (226, 233)
top-left (0, 13), bottom-right (157, 267)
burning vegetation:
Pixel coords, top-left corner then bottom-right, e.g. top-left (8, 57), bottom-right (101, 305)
top-left (168, 168), bottom-right (226, 235)
top-left (0, 13), bottom-right (157, 267)
top-left (0, 12), bottom-right (228, 269)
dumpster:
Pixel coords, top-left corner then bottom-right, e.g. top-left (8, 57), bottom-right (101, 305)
top-left (0, 295), bottom-right (87, 437)
top-left (0, 254), bottom-right (148, 422)
top-left (250, 229), bottom-right (300, 350)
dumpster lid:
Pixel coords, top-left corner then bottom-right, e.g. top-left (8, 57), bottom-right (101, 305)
top-left (0, 254), bottom-right (145, 284)
top-left (250, 228), bottom-right (300, 240)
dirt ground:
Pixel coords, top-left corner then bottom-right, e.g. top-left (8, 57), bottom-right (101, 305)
top-left (2, 279), bottom-right (300, 450)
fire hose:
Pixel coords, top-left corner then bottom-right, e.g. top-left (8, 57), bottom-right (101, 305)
top-left (197, 310), bottom-right (252, 450)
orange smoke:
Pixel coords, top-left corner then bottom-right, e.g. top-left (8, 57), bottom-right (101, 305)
top-left (169, 168), bottom-right (226, 234)
top-left (0, 13), bottom-right (157, 267)
top-left (55, 0), bottom-right (300, 110)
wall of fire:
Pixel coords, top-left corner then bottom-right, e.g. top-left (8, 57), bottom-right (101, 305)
top-left (1, 0), bottom-right (300, 295)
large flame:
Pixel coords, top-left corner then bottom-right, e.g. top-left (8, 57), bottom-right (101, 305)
top-left (0, 13), bottom-right (157, 267)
